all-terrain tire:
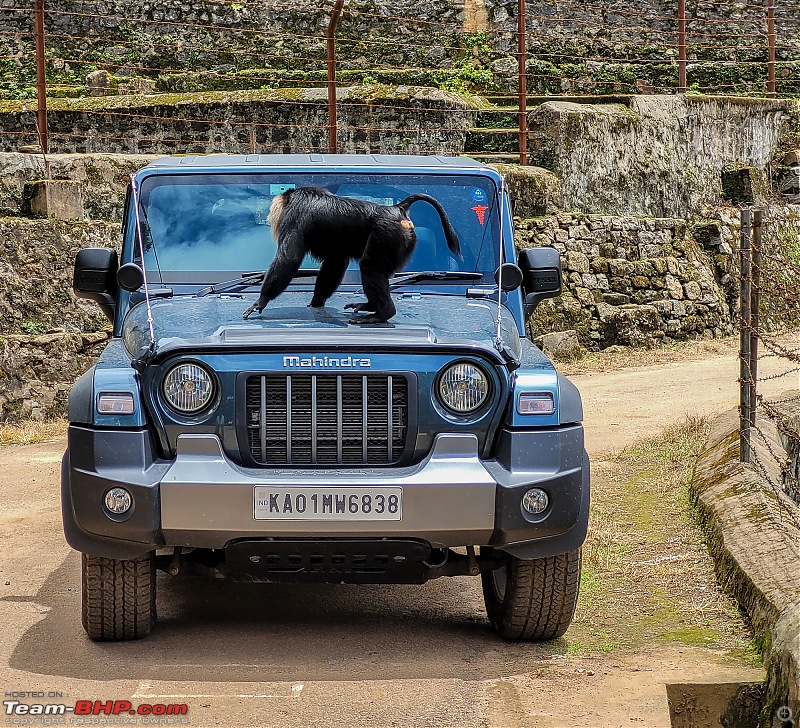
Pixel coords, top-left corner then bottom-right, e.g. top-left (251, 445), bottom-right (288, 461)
top-left (482, 548), bottom-right (582, 641)
top-left (81, 552), bottom-right (156, 640)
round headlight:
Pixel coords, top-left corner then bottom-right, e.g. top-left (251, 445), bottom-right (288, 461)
top-left (163, 362), bottom-right (216, 414)
top-left (438, 362), bottom-right (489, 414)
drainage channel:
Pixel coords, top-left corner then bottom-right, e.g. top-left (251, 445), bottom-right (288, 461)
top-left (667, 682), bottom-right (769, 727)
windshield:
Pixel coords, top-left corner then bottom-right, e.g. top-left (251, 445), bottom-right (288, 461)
top-left (131, 172), bottom-right (501, 285)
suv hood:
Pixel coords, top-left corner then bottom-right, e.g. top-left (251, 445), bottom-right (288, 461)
top-left (121, 292), bottom-right (524, 362)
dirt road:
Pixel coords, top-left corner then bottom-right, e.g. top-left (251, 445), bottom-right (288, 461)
top-left (1, 345), bottom-right (794, 727)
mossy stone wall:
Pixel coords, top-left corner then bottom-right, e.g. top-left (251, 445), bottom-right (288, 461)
top-left (0, 87), bottom-right (481, 154)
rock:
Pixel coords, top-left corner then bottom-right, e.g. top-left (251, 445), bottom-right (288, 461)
top-left (606, 304), bottom-right (663, 347)
top-left (603, 292), bottom-right (630, 306)
top-left (491, 57), bottom-right (517, 74)
top-left (117, 77), bottom-right (156, 95)
top-left (564, 251), bottom-right (590, 274)
top-left (683, 281), bottom-right (702, 300)
top-left (665, 274), bottom-right (684, 299)
top-left (491, 164), bottom-right (563, 218)
top-left (85, 69), bottom-right (113, 97)
top-left (534, 330), bottom-right (584, 359)
top-left (22, 180), bottom-right (84, 221)
top-left (575, 287), bottom-right (594, 306)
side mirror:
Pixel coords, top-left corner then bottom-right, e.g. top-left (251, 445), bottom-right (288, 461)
top-left (518, 247), bottom-right (562, 312)
top-left (493, 263), bottom-right (524, 292)
top-left (73, 247), bottom-right (118, 323)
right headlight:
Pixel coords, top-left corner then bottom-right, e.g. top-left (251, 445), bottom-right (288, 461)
top-left (437, 362), bottom-right (490, 414)
top-left (162, 362), bottom-right (216, 414)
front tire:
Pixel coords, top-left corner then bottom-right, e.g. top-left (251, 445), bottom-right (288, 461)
top-left (482, 549), bottom-right (581, 641)
top-left (81, 552), bottom-right (156, 640)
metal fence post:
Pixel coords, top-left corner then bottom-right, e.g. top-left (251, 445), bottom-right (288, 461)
top-left (326, 0), bottom-right (345, 154)
top-left (739, 209), bottom-right (752, 463)
top-left (517, 0), bottom-right (527, 165)
top-left (677, 0), bottom-right (687, 92)
top-left (34, 0), bottom-right (49, 159)
top-left (767, 1), bottom-right (776, 97)
top-left (750, 210), bottom-right (763, 428)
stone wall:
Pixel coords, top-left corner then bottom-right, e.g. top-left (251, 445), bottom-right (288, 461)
top-left (518, 212), bottom-right (734, 348)
top-left (0, 218), bottom-right (119, 336)
top-left (529, 95), bottom-right (793, 219)
top-left (0, 331), bottom-right (110, 420)
top-left (3, 0), bottom-right (799, 100)
top-left (0, 152), bottom-right (155, 220)
top-left (0, 87), bottom-right (482, 155)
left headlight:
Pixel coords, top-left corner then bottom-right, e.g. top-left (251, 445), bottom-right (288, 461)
top-left (162, 362), bottom-right (216, 414)
top-left (437, 362), bottom-right (490, 414)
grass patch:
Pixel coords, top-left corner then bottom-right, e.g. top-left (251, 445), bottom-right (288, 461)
top-left (568, 415), bottom-right (759, 663)
top-left (0, 418), bottom-right (68, 446)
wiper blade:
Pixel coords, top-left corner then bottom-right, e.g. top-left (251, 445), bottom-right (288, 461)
top-left (195, 269), bottom-right (319, 297)
top-left (389, 271), bottom-right (484, 289)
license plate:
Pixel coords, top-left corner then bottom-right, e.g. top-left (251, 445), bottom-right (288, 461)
top-left (254, 487), bottom-right (402, 521)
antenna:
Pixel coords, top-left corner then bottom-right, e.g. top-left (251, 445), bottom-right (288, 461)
top-left (130, 173), bottom-right (157, 357)
top-left (495, 175), bottom-right (506, 350)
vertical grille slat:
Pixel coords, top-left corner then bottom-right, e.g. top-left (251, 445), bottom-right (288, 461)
top-left (362, 375), bottom-right (368, 463)
top-left (246, 373), bottom-right (408, 466)
top-left (336, 375), bottom-right (343, 465)
top-left (259, 375), bottom-right (267, 463)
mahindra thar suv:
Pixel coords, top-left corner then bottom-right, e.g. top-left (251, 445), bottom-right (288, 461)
top-left (63, 154), bottom-right (590, 642)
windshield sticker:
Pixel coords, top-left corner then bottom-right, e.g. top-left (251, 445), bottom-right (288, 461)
top-left (270, 183), bottom-right (296, 196)
top-left (471, 187), bottom-right (488, 204)
top-left (471, 205), bottom-right (488, 225)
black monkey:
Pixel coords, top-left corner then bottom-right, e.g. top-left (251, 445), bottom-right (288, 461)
top-left (241, 186), bottom-right (461, 324)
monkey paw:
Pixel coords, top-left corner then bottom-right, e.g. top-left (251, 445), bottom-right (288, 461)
top-left (348, 313), bottom-right (390, 325)
top-left (344, 302), bottom-right (376, 313)
top-left (242, 303), bottom-right (262, 319)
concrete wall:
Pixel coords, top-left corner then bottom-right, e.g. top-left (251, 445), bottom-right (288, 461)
top-left (529, 95), bottom-right (792, 219)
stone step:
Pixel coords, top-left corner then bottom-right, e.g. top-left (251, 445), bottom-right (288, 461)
top-left (476, 107), bottom-right (521, 127)
top-left (466, 127), bottom-right (521, 154)
top-left (483, 93), bottom-right (635, 107)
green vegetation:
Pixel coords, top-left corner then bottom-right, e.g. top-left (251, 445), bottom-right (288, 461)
top-left (566, 416), bottom-right (759, 660)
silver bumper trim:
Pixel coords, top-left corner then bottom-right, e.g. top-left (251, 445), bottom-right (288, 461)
top-left (160, 433), bottom-right (497, 549)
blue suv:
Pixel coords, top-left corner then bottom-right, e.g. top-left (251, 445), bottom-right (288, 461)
top-left (63, 154), bottom-right (590, 641)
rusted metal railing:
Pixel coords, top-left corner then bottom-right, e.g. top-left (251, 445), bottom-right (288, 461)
top-left (326, 0), bottom-right (345, 154)
top-left (767, 1), bottom-right (776, 97)
top-left (740, 209), bottom-right (752, 463)
top-left (34, 0), bottom-right (48, 156)
top-left (677, 0), bottom-right (687, 92)
top-left (517, 0), bottom-right (527, 165)
top-left (749, 210), bottom-right (763, 429)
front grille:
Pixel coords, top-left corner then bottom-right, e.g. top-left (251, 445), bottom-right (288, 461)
top-left (245, 374), bottom-right (409, 465)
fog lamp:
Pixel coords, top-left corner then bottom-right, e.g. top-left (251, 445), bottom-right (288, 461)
top-left (104, 487), bottom-right (132, 515)
top-left (522, 488), bottom-right (549, 515)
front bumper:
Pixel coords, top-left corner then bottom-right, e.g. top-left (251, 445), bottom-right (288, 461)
top-left (62, 424), bottom-right (589, 562)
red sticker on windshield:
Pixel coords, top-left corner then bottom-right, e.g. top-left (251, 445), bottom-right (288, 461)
top-left (471, 205), bottom-right (488, 225)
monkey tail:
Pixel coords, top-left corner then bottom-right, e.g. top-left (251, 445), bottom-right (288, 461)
top-left (396, 194), bottom-right (461, 259)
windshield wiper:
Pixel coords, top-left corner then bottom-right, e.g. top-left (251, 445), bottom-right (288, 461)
top-left (389, 271), bottom-right (484, 289)
top-left (195, 269), bottom-right (319, 298)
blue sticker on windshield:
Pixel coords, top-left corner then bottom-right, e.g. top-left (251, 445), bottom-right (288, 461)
top-left (270, 183), bottom-right (296, 196)
top-left (471, 187), bottom-right (487, 204)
